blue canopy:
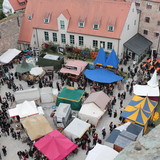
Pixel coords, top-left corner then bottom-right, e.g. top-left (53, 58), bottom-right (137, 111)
top-left (105, 49), bottom-right (119, 68)
top-left (84, 68), bottom-right (123, 83)
top-left (94, 48), bottom-right (107, 66)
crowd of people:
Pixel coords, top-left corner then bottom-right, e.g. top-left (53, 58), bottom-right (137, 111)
top-left (0, 50), bottom-right (159, 160)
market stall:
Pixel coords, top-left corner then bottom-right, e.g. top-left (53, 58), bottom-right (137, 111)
top-left (56, 87), bottom-right (85, 111)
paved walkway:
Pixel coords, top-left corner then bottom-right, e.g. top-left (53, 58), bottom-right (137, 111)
top-left (0, 56), bottom-right (151, 160)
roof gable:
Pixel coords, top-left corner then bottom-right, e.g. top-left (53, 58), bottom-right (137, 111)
top-left (9, 0), bottom-right (27, 11)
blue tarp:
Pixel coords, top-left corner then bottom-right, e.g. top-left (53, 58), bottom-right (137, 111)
top-left (105, 49), bottom-right (119, 68)
top-left (84, 68), bottom-right (123, 83)
top-left (94, 48), bottom-right (107, 66)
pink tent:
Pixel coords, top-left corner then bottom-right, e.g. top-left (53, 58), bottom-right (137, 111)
top-left (60, 60), bottom-right (88, 76)
top-left (34, 129), bottom-right (78, 160)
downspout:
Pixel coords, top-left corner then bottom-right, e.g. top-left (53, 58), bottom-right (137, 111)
top-left (36, 28), bottom-right (39, 48)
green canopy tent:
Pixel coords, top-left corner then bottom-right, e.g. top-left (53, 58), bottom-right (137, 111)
top-left (16, 60), bottom-right (34, 74)
top-left (56, 87), bottom-right (85, 111)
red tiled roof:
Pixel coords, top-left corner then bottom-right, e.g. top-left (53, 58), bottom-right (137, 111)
top-left (9, 0), bottom-right (27, 11)
top-left (18, 0), bottom-right (131, 44)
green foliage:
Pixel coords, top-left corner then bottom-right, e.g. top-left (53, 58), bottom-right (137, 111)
top-left (0, 11), bottom-right (6, 20)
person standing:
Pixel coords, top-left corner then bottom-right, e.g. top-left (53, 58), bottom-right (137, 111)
top-left (101, 128), bottom-right (106, 139)
top-left (2, 146), bottom-right (7, 156)
top-left (56, 81), bottom-right (60, 91)
top-left (114, 110), bottom-right (117, 118)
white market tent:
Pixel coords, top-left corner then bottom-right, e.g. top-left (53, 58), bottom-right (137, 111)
top-left (40, 87), bottom-right (54, 103)
top-left (133, 85), bottom-right (159, 96)
top-left (79, 103), bottom-right (104, 126)
top-left (55, 103), bottom-right (71, 123)
top-left (8, 100), bottom-right (40, 119)
top-left (133, 70), bottom-right (159, 96)
top-left (147, 70), bottom-right (159, 87)
top-left (85, 144), bottom-right (118, 160)
top-left (14, 88), bottom-right (40, 103)
top-left (64, 118), bottom-right (90, 141)
top-left (84, 91), bottom-right (111, 111)
top-left (0, 49), bottom-right (21, 64)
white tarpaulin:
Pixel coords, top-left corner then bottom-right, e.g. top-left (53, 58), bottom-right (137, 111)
top-left (8, 101), bottom-right (39, 119)
top-left (133, 85), bottom-right (159, 96)
top-left (15, 88), bottom-right (40, 103)
top-left (79, 103), bottom-right (104, 126)
top-left (0, 49), bottom-right (21, 64)
top-left (64, 118), bottom-right (90, 141)
top-left (85, 144), bottom-right (118, 160)
top-left (30, 67), bottom-right (44, 76)
top-left (40, 87), bottom-right (54, 103)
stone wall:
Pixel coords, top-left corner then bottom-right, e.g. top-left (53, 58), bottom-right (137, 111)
top-left (0, 12), bottom-right (24, 54)
top-left (115, 125), bottom-right (160, 160)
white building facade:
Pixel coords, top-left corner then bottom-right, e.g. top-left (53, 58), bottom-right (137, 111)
top-left (18, 0), bottom-right (139, 58)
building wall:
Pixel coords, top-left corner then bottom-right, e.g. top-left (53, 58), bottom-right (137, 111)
top-left (30, 3), bottom-right (139, 58)
top-left (126, 0), bottom-right (160, 53)
top-left (2, 0), bottom-right (14, 14)
top-left (120, 3), bottom-right (140, 57)
top-left (138, 1), bottom-right (160, 53)
top-left (0, 12), bottom-right (24, 55)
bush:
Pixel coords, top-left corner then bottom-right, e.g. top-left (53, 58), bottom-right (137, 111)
top-left (0, 11), bottom-right (6, 20)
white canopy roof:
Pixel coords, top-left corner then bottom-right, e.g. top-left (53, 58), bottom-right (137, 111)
top-left (40, 87), bottom-right (54, 103)
top-left (85, 144), bottom-right (118, 160)
top-left (147, 70), bottom-right (158, 88)
top-left (133, 84), bottom-right (159, 96)
top-left (79, 103), bottom-right (104, 126)
top-left (30, 67), bottom-right (44, 76)
top-left (64, 118), bottom-right (90, 140)
top-left (0, 49), bottom-right (21, 64)
top-left (55, 103), bottom-right (71, 122)
top-left (8, 101), bottom-right (40, 119)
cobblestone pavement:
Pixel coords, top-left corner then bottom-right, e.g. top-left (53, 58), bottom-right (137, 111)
top-left (0, 56), bottom-right (150, 160)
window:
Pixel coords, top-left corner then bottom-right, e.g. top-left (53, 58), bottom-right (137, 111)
top-left (127, 25), bottom-right (130, 30)
top-left (93, 24), bottom-right (99, 30)
top-left (60, 20), bottom-right (65, 29)
top-left (53, 33), bottom-right (57, 42)
top-left (108, 26), bottom-right (114, 32)
top-left (143, 30), bottom-right (148, 35)
top-left (145, 17), bottom-right (150, 23)
top-left (79, 22), bottom-right (84, 28)
top-left (61, 34), bottom-right (66, 43)
top-left (19, 2), bottom-right (25, 5)
top-left (34, 41), bottom-right (36, 45)
top-left (146, 3), bottom-right (152, 9)
top-left (154, 32), bottom-right (159, 37)
top-left (93, 40), bottom-right (98, 48)
top-left (157, 21), bottom-right (160, 26)
top-left (134, 20), bottom-right (136, 25)
top-left (44, 18), bottom-right (49, 24)
top-left (107, 42), bottom-right (112, 50)
top-left (135, 2), bottom-right (140, 7)
top-left (100, 41), bottom-right (105, 48)
top-left (28, 15), bottom-right (32, 20)
top-left (44, 31), bottom-right (49, 41)
top-left (70, 35), bottom-right (75, 45)
top-left (132, 8), bottom-right (134, 12)
top-left (79, 36), bottom-right (84, 46)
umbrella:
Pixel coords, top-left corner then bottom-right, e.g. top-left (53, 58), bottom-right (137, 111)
top-left (30, 67), bottom-right (44, 76)
top-left (16, 60), bottom-right (34, 74)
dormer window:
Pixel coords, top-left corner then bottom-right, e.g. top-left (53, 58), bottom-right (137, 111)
top-left (44, 13), bottom-right (51, 24)
top-left (108, 26), bottom-right (114, 32)
top-left (93, 24), bottom-right (99, 30)
top-left (28, 14), bottom-right (33, 20)
top-left (44, 18), bottom-right (49, 24)
top-left (79, 22), bottom-right (84, 28)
